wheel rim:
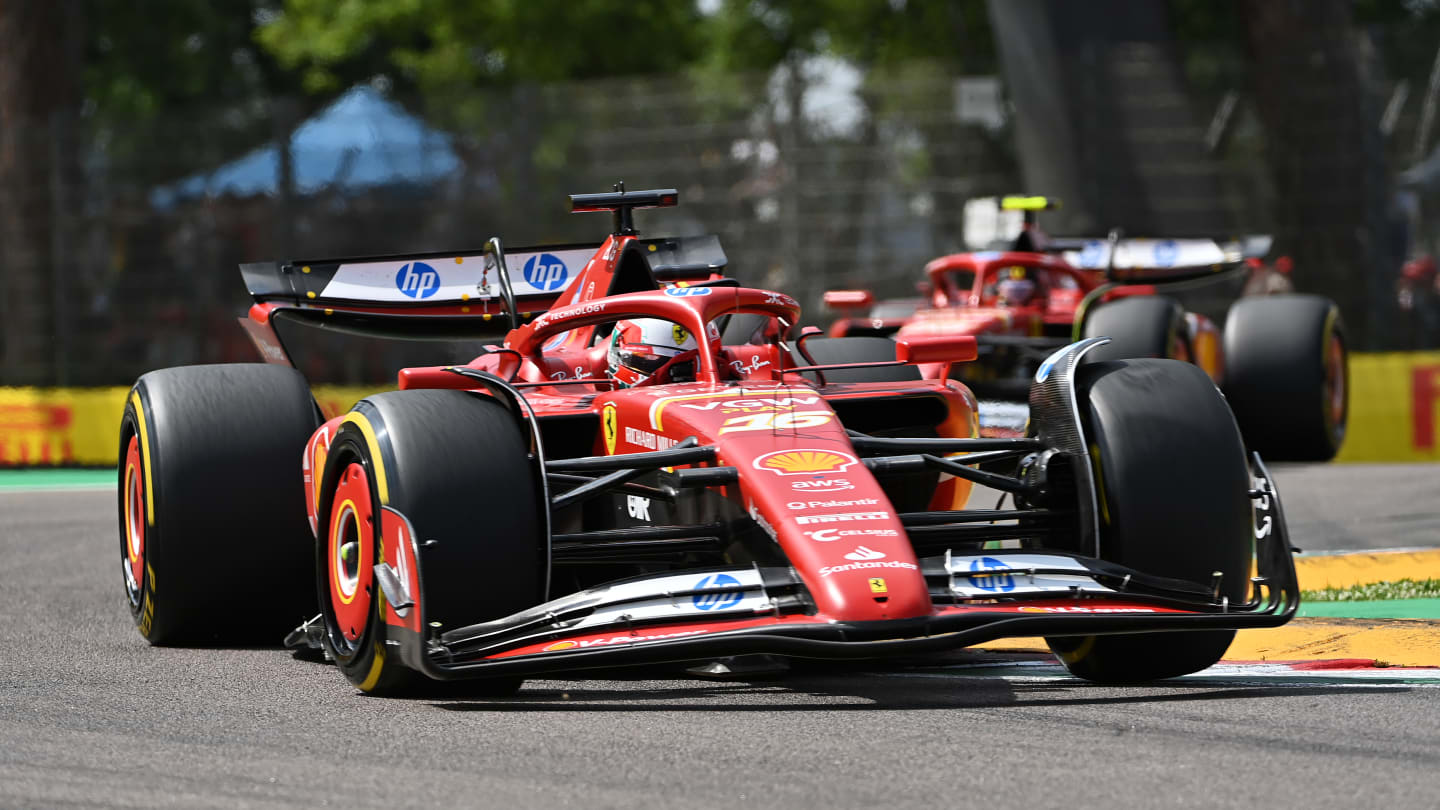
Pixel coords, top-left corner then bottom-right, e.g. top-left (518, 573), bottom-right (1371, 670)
top-left (1323, 332), bottom-right (1347, 443)
top-left (122, 434), bottom-right (145, 606)
top-left (327, 462), bottom-right (375, 649)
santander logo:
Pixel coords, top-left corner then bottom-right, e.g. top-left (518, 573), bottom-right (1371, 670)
top-left (843, 546), bottom-right (886, 561)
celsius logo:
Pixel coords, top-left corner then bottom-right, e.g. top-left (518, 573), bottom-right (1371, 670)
top-left (692, 573), bottom-right (743, 611)
top-left (395, 262), bottom-right (440, 299)
top-left (523, 253), bottom-right (569, 291)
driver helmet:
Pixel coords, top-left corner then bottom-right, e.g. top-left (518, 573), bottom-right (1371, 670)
top-left (607, 318), bottom-right (699, 387)
top-left (997, 278), bottom-right (1036, 307)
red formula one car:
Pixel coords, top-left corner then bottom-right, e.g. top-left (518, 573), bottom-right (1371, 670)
top-left (826, 197), bottom-right (1348, 461)
top-left (117, 188), bottom-right (1297, 695)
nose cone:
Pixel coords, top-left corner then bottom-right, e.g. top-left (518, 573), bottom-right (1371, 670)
top-left (645, 384), bottom-right (934, 622)
top-left (738, 447), bottom-right (931, 622)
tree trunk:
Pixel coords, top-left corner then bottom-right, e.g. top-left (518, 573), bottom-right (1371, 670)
top-left (0, 0), bottom-right (82, 385)
top-left (1241, 0), bottom-right (1397, 348)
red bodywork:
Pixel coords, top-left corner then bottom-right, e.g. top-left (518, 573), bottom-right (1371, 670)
top-left (829, 249), bottom-right (1224, 385)
top-left (261, 216), bottom-right (1291, 680)
top-left (289, 231), bottom-right (975, 630)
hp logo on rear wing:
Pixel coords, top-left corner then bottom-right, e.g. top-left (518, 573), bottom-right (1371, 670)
top-left (395, 262), bottom-right (440, 299)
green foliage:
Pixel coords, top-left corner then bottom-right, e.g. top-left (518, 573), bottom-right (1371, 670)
top-left (702, 0), bottom-right (993, 74)
top-left (256, 0), bottom-right (708, 95)
top-left (1303, 579), bottom-right (1440, 601)
top-left (84, 0), bottom-right (302, 182)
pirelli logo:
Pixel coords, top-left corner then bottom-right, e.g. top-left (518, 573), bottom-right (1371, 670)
top-left (794, 511), bottom-right (891, 525)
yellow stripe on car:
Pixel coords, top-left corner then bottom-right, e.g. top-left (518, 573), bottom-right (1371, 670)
top-left (340, 410), bottom-right (389, 505)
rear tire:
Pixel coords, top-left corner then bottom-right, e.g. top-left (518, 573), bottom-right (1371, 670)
top-left (118, 364), bottom-right (320, 645)
top-left (1045, 359), bottom-right (1253, 682)
top-left (1081, 296), bottom-right (1189, 364)
top-left (1222, 295), bottom-right (1347, 461)
top-left (319, 390), bottom-right (546, 696)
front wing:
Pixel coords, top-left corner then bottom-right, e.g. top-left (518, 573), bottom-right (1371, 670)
top-left (289, 455), bottom-right (1298, 680)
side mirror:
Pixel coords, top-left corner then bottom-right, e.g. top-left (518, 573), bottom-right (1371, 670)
top-left (823, 290), bottom-right (874, 310)
top-left (895, 335), bottom-right (978, 364)
top-left (399, 366), bottom-right (485, 391)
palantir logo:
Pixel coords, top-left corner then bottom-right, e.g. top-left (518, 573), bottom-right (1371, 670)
top-left (692, 573), bottom-right (743, 611)
top-left (967, 556), bottom-right (1016, 592)
top-left (523, 253), bottom-right (569, 291)
top-left (395, 262), bottom-right (440, 299)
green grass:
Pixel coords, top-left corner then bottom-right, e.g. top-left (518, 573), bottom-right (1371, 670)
top-left (1302, 579), bottom-right (1440, 602)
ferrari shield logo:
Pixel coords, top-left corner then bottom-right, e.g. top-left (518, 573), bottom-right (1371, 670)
top-left (602, 403), bottom-right (618, 455)
top-left (868, 577), bottom-right (888, 594)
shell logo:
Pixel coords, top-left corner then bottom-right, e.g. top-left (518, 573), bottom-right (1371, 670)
top-left (543, 640), bottom-right (579, 652)
top-left (753, 449), bottom-right (858, 476)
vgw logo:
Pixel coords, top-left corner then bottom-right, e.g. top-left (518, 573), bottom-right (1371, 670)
top-left (395, 261), bottom-right (440, 299)
top-left (692, 573), bottom-right (743, 611)
top-left (523, 253), bottom-right (569, 291)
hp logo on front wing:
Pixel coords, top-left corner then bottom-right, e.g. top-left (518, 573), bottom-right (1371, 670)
top-left (691, 574), bottom-right (743, 611)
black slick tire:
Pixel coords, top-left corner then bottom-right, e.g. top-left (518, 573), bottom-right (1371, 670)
top-left (117, 364), bottom-right (320, 645)
top-left (1080, 296), bottom-right (1189, 364)
top-left (1222, 295), bottom-right (1347, 461)
top-left (317, 390), bottom-right (546, 697)
top-left (1045, 359), bottom-right (1253, 682)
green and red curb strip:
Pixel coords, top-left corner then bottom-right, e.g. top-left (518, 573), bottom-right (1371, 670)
top-left (981, 549), bottom-right (1440, 667)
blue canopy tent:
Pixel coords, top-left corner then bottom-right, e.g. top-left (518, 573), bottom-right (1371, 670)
top-left (152, 86), bottom-right (462, 207)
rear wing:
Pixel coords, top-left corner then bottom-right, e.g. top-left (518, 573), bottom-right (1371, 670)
top-left (240, 234), bottom-right (728, 309)
top-left (962, 195), bottom-right (1272, 278)
top-left (1047, 235), bottom-right (1273, 274)
top-left (240, 243), bottom-right (598, 308)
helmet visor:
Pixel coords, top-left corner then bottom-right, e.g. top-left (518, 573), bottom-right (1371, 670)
top-left (617, 348), bottom-right (673, 375)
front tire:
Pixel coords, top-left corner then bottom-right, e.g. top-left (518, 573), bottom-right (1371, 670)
top-left (118, 364), bottom-right (320, 645)
top-left (318, 390), bottom-right (547, 696)
top-left (1046, 359), bottom-right (1253, 682)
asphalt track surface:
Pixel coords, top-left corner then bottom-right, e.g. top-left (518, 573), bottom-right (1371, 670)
top-left (3, 464), bottom-right (1439, 809)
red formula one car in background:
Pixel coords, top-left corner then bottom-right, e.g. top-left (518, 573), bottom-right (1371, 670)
top-left (826, 196), bottom-right (1348, 461)
top-left (117, 188), bottom-right (1297, 696)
